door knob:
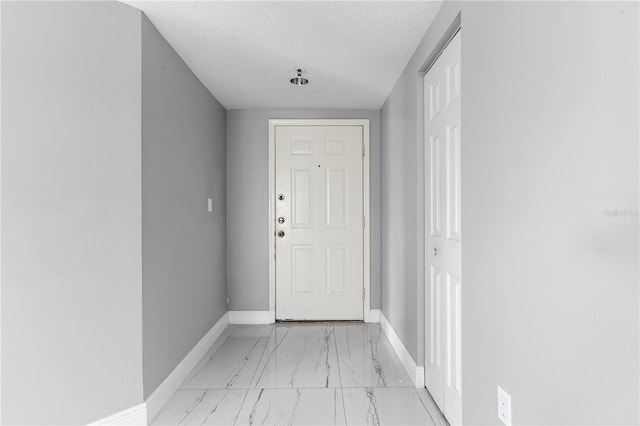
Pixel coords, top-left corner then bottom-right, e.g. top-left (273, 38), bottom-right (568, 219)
top-left (277, 230), bottom-right (285, 238)
top-left (278, 217), bottom-right (285, 224)
top-left (433, 247), bottom-right (438, 256)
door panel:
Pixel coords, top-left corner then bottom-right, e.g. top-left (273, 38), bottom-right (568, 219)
top-left (326, 245), bottom-right (347, 294)
top-left (427, 265), bottom-right (444, 409)
top-left (424, 30), bottom-right (462, 425)
top-left (326, 168), bottom-right (349, 228)
top-left (291, 136), bottom-right (313, 154)
top-left (446, 123), bottom-right (461, 240)
top-left (275, 125), bottom-right (364, 320)
top-left (292, 245), bottom-right (313, 293)
top-left (292, 169), bottom-right (312, 227)
top-left (430, 136), bottom-right (441, 237)
top-left (446, 273), bottom-right (462, 396)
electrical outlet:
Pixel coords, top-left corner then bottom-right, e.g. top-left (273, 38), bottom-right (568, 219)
top-left (497, 386), bottom-right (512, 426)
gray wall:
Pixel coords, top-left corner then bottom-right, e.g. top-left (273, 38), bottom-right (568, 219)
top-left (381, 1), bottom-right (638, 424)
top-left (141, 15), bottom-right (227, 399)
top-left (1, 2), bottom-right (143, 423)
top-left (227, 109), bottom-right (381, 311)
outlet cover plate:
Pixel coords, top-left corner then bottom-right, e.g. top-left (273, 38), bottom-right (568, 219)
top-left (497, 386), bottom-right (512, 426)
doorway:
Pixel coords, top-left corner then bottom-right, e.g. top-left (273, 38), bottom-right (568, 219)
top-left (268, 120), bottom-right (371, 321)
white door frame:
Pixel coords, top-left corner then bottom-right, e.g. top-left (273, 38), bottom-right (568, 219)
top-left (268, 119), bottom-right (371, 322)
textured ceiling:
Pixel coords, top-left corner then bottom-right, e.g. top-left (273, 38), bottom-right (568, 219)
top-left (122, 1), bottom-right (442, 110)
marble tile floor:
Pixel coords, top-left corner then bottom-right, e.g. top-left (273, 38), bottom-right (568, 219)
top-left (152, 322), bottom-right (448, 426)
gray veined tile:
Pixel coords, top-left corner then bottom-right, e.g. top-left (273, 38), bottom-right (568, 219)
top-left (251, 323), bottom-right (342, 389)
top-left (151, 389), bottom-right (246, 425)
top-left (334, 323), bottom-right (412, 388)
top-left (342, 387), bottom-right (441, 426)
top-left (181, 325), bottom-right (273, 389)
top-left (234, 388), bottom-right (346, 426)
top-left (156, 323), bottom-right (448, 426)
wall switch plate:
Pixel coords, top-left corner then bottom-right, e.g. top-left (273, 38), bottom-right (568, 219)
top-left (208, 198), bottom-right (213, 212)
top-left (497, 386), bottom-right (512, 426)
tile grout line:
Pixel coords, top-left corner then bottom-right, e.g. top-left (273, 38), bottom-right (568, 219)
top-left (180, 387), bottom-right (343, 390)
top-left (177, 385), bottom-right (413, 390)
top-left (332, 323), bottom-right (349, 426)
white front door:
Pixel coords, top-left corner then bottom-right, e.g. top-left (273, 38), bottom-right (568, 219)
top-left (274, 124), bottom-right (364, 320)
top-left (424, 30), bottom-right (462, 425)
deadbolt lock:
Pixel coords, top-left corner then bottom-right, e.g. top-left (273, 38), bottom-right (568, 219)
top-left (277, 230), bottom-right (285, 238)
top-left (277, 194), bottom-right (285, 201)
top-left (278, 217), bottom-right (285, 224)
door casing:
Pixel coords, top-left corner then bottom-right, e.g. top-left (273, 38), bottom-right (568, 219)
top-left (268, 119), bottom-right (371, 322)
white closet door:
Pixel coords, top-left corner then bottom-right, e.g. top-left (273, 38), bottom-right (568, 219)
top-left (424, 30), bottom-right (462, 425)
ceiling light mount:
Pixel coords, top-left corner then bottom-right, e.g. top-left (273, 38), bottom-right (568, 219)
top-left (290, 67), bottom-right (309, 86)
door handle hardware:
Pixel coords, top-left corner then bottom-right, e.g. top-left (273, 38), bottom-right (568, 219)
top-left (277, 194), bottom-right (285, 201)
top-left (277, 230), bottom-right (285, 238)
top-left (433, 247), bottom-right (438, 256)
top-left (278, 217), bottom-right (285, 224)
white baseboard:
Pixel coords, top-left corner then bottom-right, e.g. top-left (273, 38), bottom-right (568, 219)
top-left (145, 312), bottom-right (229, 423)
top-left (88, 403), bottom-right (147, 425)
top-left (379, 311), bottom-right (424, 388)
top-left (368, 309), bottom-right (381, 323)
top-left (228, 310), bottom-right (275, 324)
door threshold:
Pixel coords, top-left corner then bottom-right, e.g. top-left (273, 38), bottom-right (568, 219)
top-left (276, 319), bottom-right (364, 323)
